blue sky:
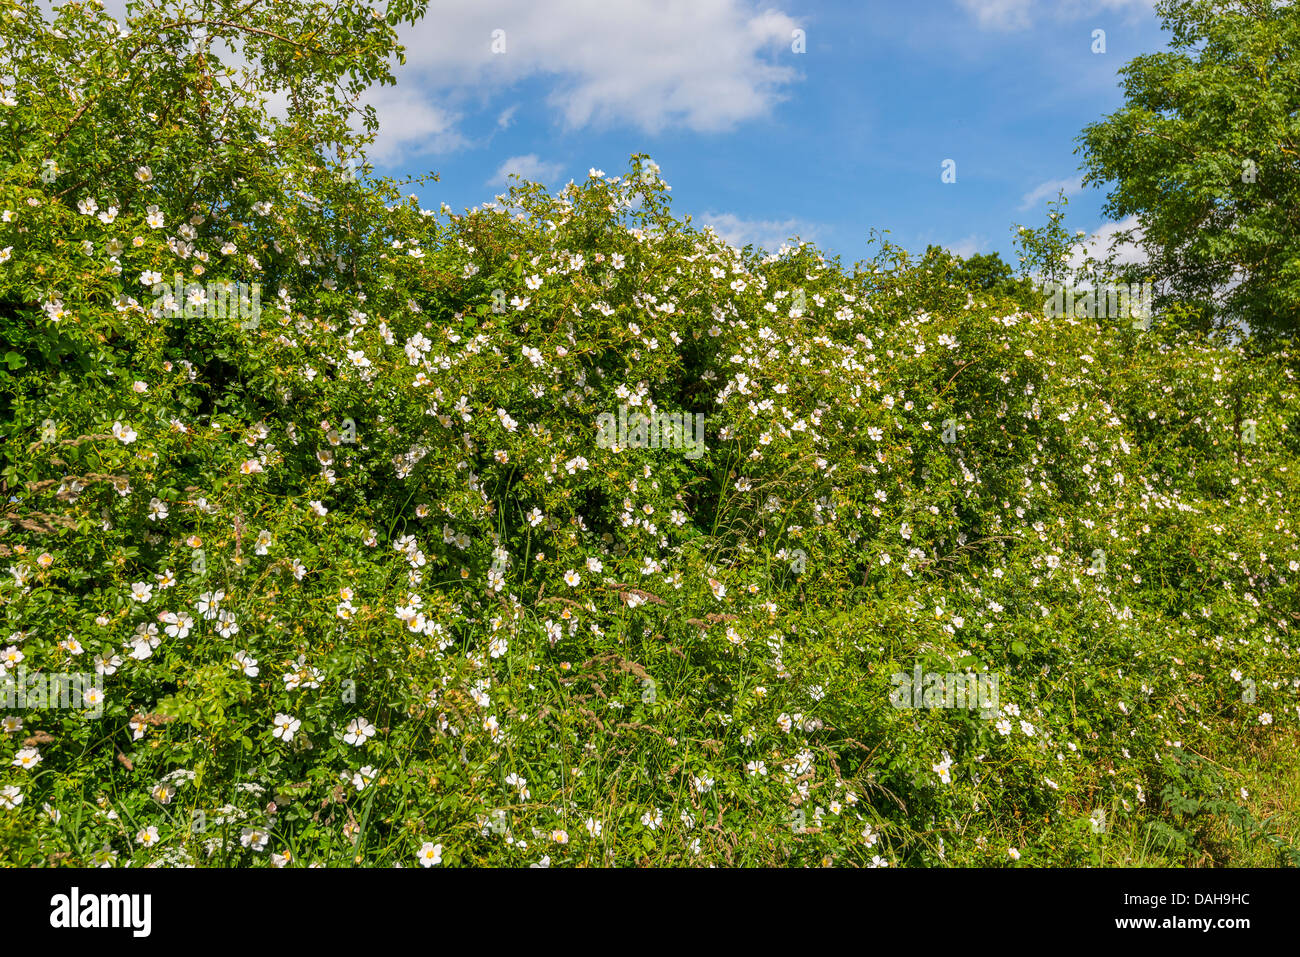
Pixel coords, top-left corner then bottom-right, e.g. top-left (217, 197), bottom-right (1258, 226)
top-left (361, 0), bottom-right (1169, 267)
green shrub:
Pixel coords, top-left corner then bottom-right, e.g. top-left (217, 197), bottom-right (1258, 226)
top-left (0, 0), bottom-right (1296, 868)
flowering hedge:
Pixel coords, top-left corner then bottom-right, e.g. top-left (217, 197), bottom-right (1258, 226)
top-left (1, 0), bottom-right (1297, 868)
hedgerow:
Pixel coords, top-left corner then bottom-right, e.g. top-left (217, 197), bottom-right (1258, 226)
top-left (1, 0), bottom-right (1297, 867)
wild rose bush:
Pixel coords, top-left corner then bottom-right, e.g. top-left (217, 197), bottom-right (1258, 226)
top-left (1, 0), bottom-right (1298, 867)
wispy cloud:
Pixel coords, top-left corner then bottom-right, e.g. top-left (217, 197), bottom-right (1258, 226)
top-left (957, 0), bottom-right (1155, 31)
top-left (699, 211), bottom-right (817, 252)
top-left (956, 0), bottom-right (1035, 30)
top-left (488, 153), bottom-right (565, 186)
top-left (1019, 176), bottom-right (1084, 211)
top-left (944, 234), bottom-right (989, 258)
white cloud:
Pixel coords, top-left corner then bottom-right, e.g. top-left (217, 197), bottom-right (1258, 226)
top-left (367, 0), bottom-right (801, 159)
top-left (364, 87), bottom-right (468, 163)
top-left (1067, 215), bottom-right (1146, 271)
top-left (699, 212), bottom-right (817, 252)
top-left (488, 154), bottom-right (565, 186)
top-left (89, 1), bottom-right (802, 163)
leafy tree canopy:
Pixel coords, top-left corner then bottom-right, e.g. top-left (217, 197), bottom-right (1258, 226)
top-left (1079, 0), bottom-right (1300, 343)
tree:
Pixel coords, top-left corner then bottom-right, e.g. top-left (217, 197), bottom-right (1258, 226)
top-left (1078, 0), bottom-right (1300, 343)
top-left (0, 0), bottom-right (425, 491)
top-left (918, 245), bottom-right (1039, 311)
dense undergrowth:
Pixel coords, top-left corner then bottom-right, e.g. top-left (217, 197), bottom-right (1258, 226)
top-left (1, 0), bottom-right (1297, 867)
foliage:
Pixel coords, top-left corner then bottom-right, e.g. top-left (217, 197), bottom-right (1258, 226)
top-left (920, 245), bottom-right (1038, 313)
top-left (0, 0), bottom-right (1297, 868)
top-left (1078, 0), bottom-right (1300, 343)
